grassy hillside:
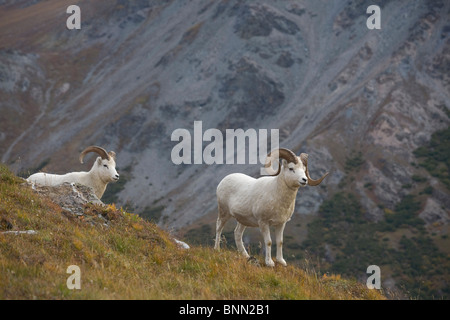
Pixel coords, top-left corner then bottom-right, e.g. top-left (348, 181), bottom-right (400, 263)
top-left (0, 164), bottom-right (384, 300)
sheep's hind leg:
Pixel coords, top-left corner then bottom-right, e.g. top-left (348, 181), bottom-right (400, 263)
top-left (214, 207), bottom-right (230, 251)
top-left (234, 222), bottom-right (250, 259)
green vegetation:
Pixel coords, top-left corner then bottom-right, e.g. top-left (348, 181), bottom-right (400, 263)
top-left (139, 205), bottom-right (165, 223)
top-left (393, 235), bottom-right (449, 299)
top-left (378, 195), bottom-right (424, 232)
top-left (420, 186), bottom-right (433, 195)
top-left (413, 126), bottom-right (450, 189)
top-left (301, 192), bottom-right (449, 299)
top-left (299, 125), bottom-right (450, 299)
top-left (364, 182), bottom-right (374, 190)
top-left (411, 175), bottom-right (427, 183)
top-left (302, 193), bottom-right (390, 275)
top-left (344, 151), bottom-right (365, 173)
top-left (0, 164), bottom-right (383, 300)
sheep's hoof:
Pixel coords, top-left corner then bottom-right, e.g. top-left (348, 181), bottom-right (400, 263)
top-left (265, 259), bottom-right (275, 267)
top-left (277, 259), bottom-right (287, 267)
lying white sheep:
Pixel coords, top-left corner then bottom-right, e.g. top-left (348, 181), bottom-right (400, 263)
top-left (214, 148), bottom-right (328, 267)
top-left (27, 146), bottom-right (119, 199)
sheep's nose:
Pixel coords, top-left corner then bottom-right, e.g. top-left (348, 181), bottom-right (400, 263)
top-left (115, 174), bottom-right (120, 179)
top-left (301, 177), bottom-right (307, 183)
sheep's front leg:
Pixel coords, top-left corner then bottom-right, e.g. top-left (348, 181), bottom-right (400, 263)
top-left (259, 222), bottom-right (275, 267)
top-left (274, 223), bottom-right (287, 266)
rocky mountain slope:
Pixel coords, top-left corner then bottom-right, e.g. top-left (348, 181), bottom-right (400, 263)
top-left (0, 0), bottom-right (449, 298)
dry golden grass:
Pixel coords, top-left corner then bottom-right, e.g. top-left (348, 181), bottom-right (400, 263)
top-left (0, 164), bottom-right (385, 300)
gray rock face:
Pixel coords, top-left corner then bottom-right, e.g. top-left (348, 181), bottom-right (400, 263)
top-left (419, 197), bottom-right (449, 227)
top-left (218, 57), bottom-right (285, 126)
top-left (0, 0), bottom-right (449, 232)
top-left (29, 182), bottom-right (104, 216)
top-left (233, 3), bottom-right (300, 39)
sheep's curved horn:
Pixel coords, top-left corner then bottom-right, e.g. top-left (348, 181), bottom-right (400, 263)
top-left (79, 146), bottom-right (110, 164)
top-left (300, 153), bottom-right (329, 186)
top-left (264, 148), bottom-right (298, 176)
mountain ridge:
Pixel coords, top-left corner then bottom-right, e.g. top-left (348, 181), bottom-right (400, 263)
top-left (0, 0), bottom-right (449, 298)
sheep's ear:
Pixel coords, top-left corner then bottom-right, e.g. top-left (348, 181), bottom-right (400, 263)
top-left (299, 153), bottom-right (308, 167)
top-left (96, 157), bottom-right (103, 165)
top-left (281, 159), bottom-right (287, 167)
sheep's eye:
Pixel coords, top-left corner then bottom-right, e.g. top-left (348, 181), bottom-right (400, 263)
top-left (289, 168), bottom-right (294, 172)
top-left (103, 164), bottom-right (108, 168)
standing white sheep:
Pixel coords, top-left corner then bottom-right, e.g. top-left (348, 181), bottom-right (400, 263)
top-left (214, 148), bottom-right (328, 267)
top-left (27, 146), bottom-right (119, 199)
